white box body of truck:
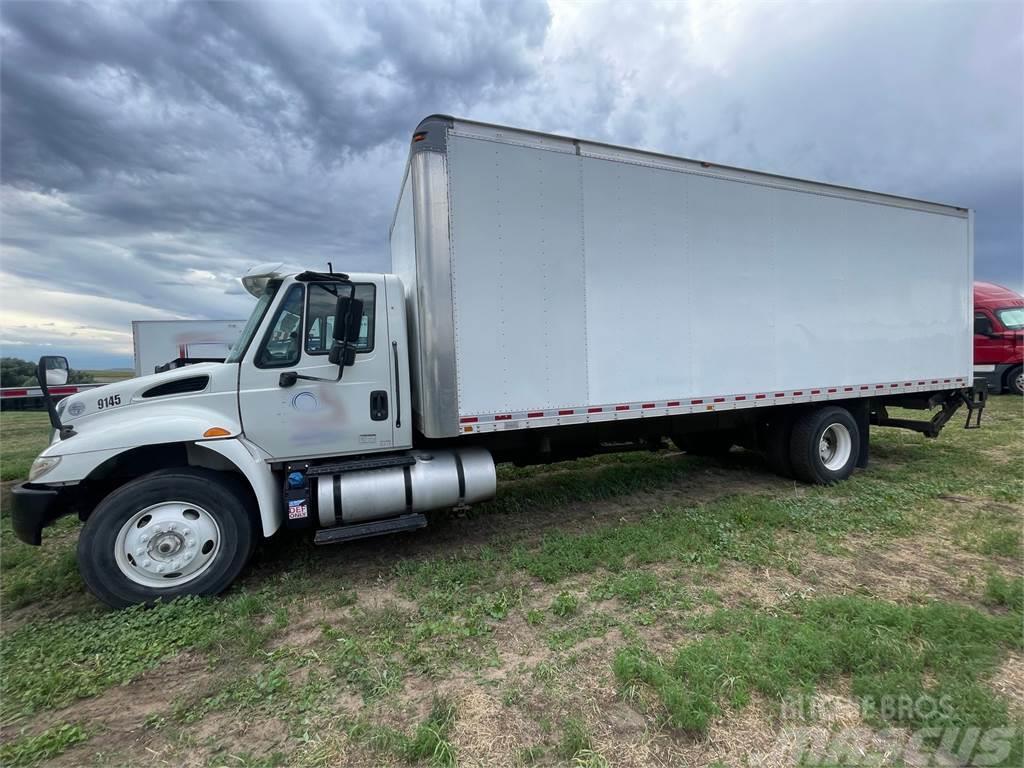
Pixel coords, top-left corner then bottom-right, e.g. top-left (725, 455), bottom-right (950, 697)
top-left (391, 117), bottom-right (972, 439)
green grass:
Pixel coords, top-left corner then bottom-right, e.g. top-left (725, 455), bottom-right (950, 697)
top-left (0, 411), bottom-right (50, 481)
top-left (0, 592), bottom-right (279, 718)
top-left (0, 724), bottom-right (89, 767)
top-left (613, 595), bottom-right (1023, 764)
top-left (0, 398), bottom-right (1020, 766)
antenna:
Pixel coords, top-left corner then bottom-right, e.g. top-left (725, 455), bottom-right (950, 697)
top-left (327, 261), bottom-right (334, 274)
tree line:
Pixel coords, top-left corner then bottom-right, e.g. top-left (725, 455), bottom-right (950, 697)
top-left (0, 357), bottom-right (95, 387)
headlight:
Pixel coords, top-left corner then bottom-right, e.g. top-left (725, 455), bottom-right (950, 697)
top-left (28, 456), bottom-right (61, 482)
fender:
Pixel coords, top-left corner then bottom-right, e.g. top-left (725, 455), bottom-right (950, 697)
top-left (195, 437), bottom-right (283, 537)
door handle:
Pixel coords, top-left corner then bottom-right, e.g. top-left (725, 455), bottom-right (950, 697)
top-left (370, 390), bottom-right (388, 421)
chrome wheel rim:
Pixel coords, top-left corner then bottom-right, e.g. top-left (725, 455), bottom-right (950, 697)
top-left (114, 501), bottom-right (221, 588)
top-left (818, 423), bottom-right (852, 471)
top-left (1016, 370), bottom-right (1023, 394)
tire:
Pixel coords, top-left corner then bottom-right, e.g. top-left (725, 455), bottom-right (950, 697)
top-left (672, 431), bottom-right (735, 456)
top-left (788, 406), bottom-right (860, 485)
top-left (1007, 366), bottom-right (1023, 396)
top-left (78, 468), bottom-right (255, 608)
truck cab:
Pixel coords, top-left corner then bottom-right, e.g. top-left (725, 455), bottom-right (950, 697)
top-left (11, 265), bottom-right (494, 608)
top-left (973, 281), bottom-right (1024, 395)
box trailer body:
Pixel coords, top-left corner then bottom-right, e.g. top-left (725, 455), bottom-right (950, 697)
top-left (14, 115), bottom-right (986, 608)
top-left (132, 319), bottom-right (247, 376)
top-left (392, 117), bottom-right (973, 440)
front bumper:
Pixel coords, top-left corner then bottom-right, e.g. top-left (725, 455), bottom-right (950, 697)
top-left (10, 483), bottom-right (67, 545)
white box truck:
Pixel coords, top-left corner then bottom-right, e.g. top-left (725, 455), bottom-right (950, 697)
top-left (13, 116), bottom-right (985, 607)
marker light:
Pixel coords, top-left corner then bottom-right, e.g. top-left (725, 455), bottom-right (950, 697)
top-left (29, 455), bottom-right (61, 481)
top-left (203, 427), bottom-right (231, 438)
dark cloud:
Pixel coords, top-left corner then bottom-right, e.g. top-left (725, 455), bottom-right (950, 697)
top-left (0, 0), bottom-right (1020, 369)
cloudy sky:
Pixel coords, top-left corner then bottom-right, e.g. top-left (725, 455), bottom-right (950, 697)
top-left (1, 0), bottom-right (1021, 369)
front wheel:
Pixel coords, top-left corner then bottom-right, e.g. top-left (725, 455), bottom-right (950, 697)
top-left (788, 406), bottom-right (860, 485)
top-left (1007, 366), bottom-right (1023, 396)
top-left (78, 468), bottom-right (255, 608)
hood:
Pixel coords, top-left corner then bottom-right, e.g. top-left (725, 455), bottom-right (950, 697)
top-left (58, 362), bottom-right (235, 424)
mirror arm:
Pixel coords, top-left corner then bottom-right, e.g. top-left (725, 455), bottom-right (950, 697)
top-left (279, 360), bottom-right (347, 389)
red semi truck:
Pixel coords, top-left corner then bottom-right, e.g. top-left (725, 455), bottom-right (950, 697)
top-left (974, 281), bottom-right (1024, 395)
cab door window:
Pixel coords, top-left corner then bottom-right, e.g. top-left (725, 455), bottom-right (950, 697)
top-left (255, 285), bottom-right (304, 368)
top-left (305, 283), bottom-right (376, 355)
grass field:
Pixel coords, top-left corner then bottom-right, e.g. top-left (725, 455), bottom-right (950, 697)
top-left (0, 398), bottom-right (1021, 767)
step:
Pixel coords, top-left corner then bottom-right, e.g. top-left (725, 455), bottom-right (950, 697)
top-left (304, 454), bottom-right (416, 477)
top-left (313, 513), bottom-right (427, 545)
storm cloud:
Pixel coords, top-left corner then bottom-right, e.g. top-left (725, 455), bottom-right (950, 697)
top-left (1, 0), bottom-right (1021, 367)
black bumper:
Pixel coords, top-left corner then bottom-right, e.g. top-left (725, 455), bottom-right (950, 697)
top-left (10, 483), bottom-right (66, 546)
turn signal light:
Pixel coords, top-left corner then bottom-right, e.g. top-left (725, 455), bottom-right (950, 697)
top-left (203, 427), bottom-right (231, 438)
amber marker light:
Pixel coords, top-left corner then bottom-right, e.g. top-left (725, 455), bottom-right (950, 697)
top-left (203, 427), bottom-right (232, 438)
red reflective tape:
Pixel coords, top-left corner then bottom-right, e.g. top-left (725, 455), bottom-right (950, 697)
top-left (755, 394), bottom-right (766, 400)
top-left (775, 393), bottom-right (785, 398)
top-left (875, 385), bottom-right (884, 390)
top-left (527, 411), bottom-right (543, 418)
top-left (642, 403), bottom-right (655, 409)
top-left (890, 384), bottom-right (898, 388)
top-left (459, 417), bottom-right (478, 424)
top-left (558, 409), bottom-right (573, 416)
top-left (793, 391), bottom-right (803, 396)
top-left (667, 401), bottom-right (680, 407)
top-left (615, 405), bottom-right (629, 411)
top-left (917, 381), bottom-right (925, 385)
top-left (735, 395), bottom-right (746, 401)
top-left (943, 379), bottom-right (951, 383)
top-left (713, 397), bottom-right (725, 403)
top-left (588, 407), bottom-right (602, 413)
top-left (495, 414), bottom-right (511, 421)
top-left (827, 388), bottom-right (837, 393)
top-left (844, 387), bottom-right (854, 392)
top-left (50, 386), bottom-right (77, 395)
top-left (691, 399), bottom-right (703, 405)
top-left (904, 383), bottom-right (912, 387)
top-left (811, 390), bottom-right (821, 395)
top-left (1, 389), bottom-right (28, 397)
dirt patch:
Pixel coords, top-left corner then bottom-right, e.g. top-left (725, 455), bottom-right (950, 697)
top-left (990, 651), bottom-right (1024, 719)
top-left (797, 523), bottom-right (1020, 608)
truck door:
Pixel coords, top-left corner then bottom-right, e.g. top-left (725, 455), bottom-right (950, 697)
top-left (237, 277), bottom-right (397, 460)
top-left (974, 310), bottom-right (1003, 366)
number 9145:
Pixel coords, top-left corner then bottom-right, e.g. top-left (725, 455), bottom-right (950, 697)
top-left (97, 394), bottom-right (121, 410)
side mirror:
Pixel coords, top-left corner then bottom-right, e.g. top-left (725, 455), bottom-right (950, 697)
top-left (329, 297), bottom-right (363, 366)
top-left (37, 356), bottom-right (69, 390)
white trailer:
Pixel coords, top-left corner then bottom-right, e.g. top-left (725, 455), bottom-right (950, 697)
top-left (132, 319), bottom-right (246, 376)
top-left (13, 116), bottom-right (985, 608)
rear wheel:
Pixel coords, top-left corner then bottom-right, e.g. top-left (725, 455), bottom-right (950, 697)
top-left (788, 406), bottom-right (860, 485)
top-left (78, 468), bottom-right (255, 608)
top-left (1007, 366), bottom-right (1023, 396)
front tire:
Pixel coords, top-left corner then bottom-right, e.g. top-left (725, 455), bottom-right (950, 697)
top-left (788, 406), bottom-right (860, 485)
top-left (78, 468), bottom-right (255, 608)
top-left (1007, 365), bottom-right (1023, 396)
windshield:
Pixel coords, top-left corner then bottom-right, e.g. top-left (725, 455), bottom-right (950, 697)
top-left (996, 307), bottom-right (1024, 330)
top-left (225, 280), bottom-right (281, 363)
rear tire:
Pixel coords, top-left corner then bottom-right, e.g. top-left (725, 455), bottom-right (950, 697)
top-left (788, 406), bottom-right (860, 485)
top-left (78, 468), bottom-right (255, 608)
top-left (1007, 366), bottom-right (1023, 396)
